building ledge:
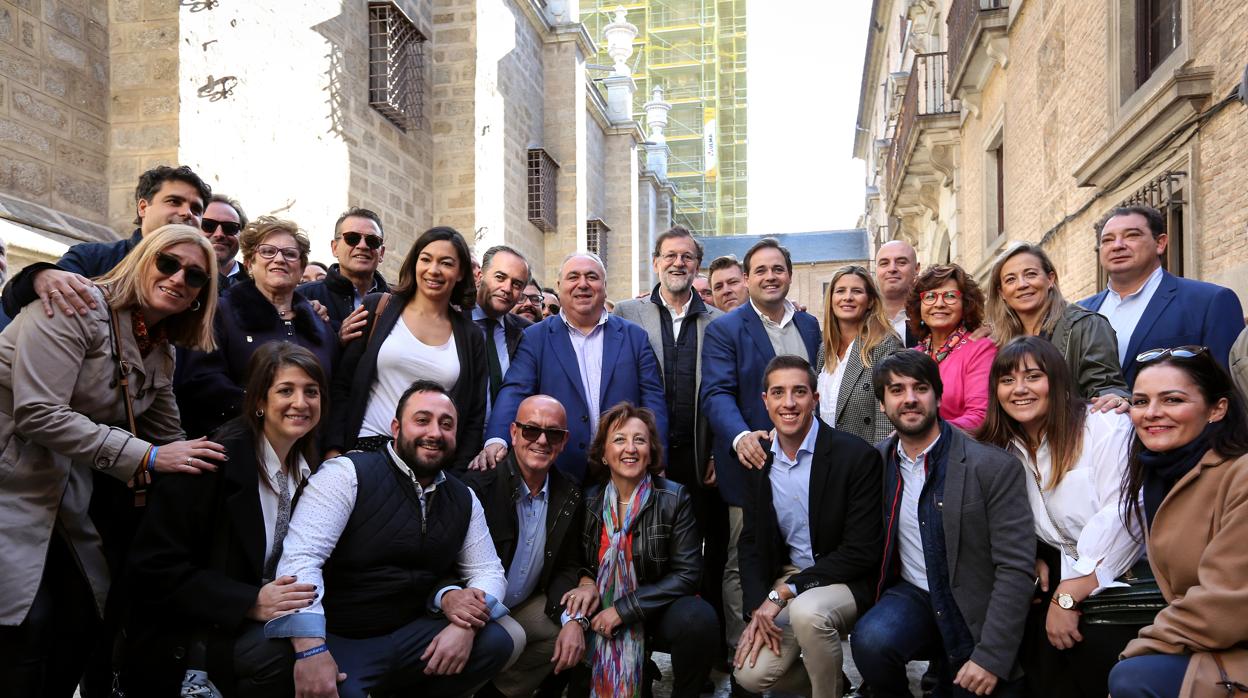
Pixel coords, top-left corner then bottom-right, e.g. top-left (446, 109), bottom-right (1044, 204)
top-left (948, 6), bottom-right (1009, 98)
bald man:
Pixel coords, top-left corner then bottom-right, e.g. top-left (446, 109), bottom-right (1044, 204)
top-left (875, 240), bottom-right (921, 347)
top-left (472, 253), bottom-right (668, 483)
top-left (461, 396), bottom-right (588, 698)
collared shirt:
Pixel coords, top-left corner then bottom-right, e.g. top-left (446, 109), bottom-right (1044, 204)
top-left (351, 277), bottom-right (381, 311)
top-left (561, 310), bottom-right (609, 434)
top-left (471, 306), bottom-right (512, 422)
top-left (1098, 265), bottom-right (1164, 365)
top-left (265, 443), bottom-right (507, 639)
top-left (769, 418), bottom-right (819, 572)
top-left (896, 434), bottom-right (941, 592)
top-left (891, 308), bottom-right (909, 341)
top-left (659, 290), bottom-right (693, 338)
top-left (259, 437), bottom-right (312, 564)
top-left (751, 298), bottom-right (807, 359)
top-left (503, 474), bottom-right (551, 609)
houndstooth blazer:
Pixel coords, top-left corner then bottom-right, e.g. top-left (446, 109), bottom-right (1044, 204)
top-left (815, 333), bottom-right (905, 446)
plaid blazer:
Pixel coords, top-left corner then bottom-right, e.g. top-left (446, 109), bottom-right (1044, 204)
top-left (815, 333), bottom-right (904, 446)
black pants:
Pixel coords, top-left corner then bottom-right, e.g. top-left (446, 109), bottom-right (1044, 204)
top-left (666, 443), bottom-right (730, 654)
top-left (1021, 542), bottom-right (1146, 698)
top-left (0, 534), bottom-right (100, 698)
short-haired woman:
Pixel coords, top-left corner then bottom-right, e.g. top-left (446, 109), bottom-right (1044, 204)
top-left (0, 225), bottom-right (226, 697)
top-left (977, 337), bottom-right (1142, 697)
top-left (123, 342), bottom-right (327, 697)
top-left (815, 265), bottom-right (903, 443)
top-left (178, 216), bottom-right (336, 437)
top-left (907, 264), bottom-right (997, 431)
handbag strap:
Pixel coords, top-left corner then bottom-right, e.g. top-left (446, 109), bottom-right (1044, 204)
top-left (1214, 652), bottom-right (1248, 695)
top-left (1027, 461), bottom-right (1080, 561)
top-left (107, 307), bottom-right (150, 506)
top-left (367, 292), bottom-right (393, 344)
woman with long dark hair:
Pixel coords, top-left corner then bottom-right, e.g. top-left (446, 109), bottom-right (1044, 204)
top-left (1108, 347), bottom-right (1248, 698)
top-left (977, 337), bottom-right (1141, 697)
top-left (326, 226), bottom-right (486, 469)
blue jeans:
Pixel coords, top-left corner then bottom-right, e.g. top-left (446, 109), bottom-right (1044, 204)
top-left (852, 581), bottom-right (1022, 698)
top-left (1108, 654), bottom-right (1189, 698)
top-left (327, 617), bottom-right (512, 698)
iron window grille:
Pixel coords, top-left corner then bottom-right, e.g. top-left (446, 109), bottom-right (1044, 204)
top-left (528, 148), bottom-right (559, 232)
top-left (1097, 170), bottom-right (1187, 287)
top-left (586, 218), bottom-right (610, 270)
top-left (368, 2), bottom-right (426, 132)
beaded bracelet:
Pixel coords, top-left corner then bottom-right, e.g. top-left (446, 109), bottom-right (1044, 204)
top-left (294, 644), bottom-right (329, 661)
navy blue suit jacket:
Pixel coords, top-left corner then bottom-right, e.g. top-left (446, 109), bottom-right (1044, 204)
top-left (484, 313), bottom-right (668, 484)
top-left (1079, 270), bottom-right (1244, 386)
top-left (700, 304), bottom-right (821, 506)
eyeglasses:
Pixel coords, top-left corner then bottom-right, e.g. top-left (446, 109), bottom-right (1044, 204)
top-left (339, 232), bottom-right (383, 250)
top-left (154, 252), bottom-right (211, 289)
top-left (920, 289), bottom-right (963, 305)
top-left (521, 293), bottom-right (544, 305)
top-left (256, 244), bottom-right (301, 262)
top-left (514, 422), bottom-right (569, 446)
top-left (201, 218), bottom-right (241, 236)
top-left (659, 252), bottom-right (699, 265)
top-left (1135, 345), bottom-right (1208, 364)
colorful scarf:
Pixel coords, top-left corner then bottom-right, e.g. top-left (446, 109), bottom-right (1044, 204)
top-left (591, 475), bottom-right (654, 698)
top-left (918, 323), bottom-right (970, 364)
top-left (131, 308), bottom-right (167, 358)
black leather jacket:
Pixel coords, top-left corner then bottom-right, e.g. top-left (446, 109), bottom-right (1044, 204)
top-left (564, 476), bottom-right (701, 626)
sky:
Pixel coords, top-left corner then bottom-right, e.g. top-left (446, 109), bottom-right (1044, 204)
top-left (746, 0), bottom-right (873, 235)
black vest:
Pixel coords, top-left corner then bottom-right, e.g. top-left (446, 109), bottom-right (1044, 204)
top-left (653, 289), bottom-right (699, 447)
top-left (321, 450), bottom-right (471, 638)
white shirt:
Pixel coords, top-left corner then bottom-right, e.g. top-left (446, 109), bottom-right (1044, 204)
top-left (659, 291), bottom-right (693, 338)
top-left (817, 342), bottom-right (853, 428)
top-left (896, 434), bottom-right (940, 592)
top-left (271, 443), bottom-right (506, 636)
top-left (360, 320), bottom-right (460, 438)
top-left (1098, 265), bottom-right (1164, 366)
top-left (258, 438), bottom-right (312, 565)
top-left (890, 309), bottom-right (909, 341)
top-left (1009, 409), bottom-right (1141, 591)
top-left (769, 419), bottom-right (819, 571)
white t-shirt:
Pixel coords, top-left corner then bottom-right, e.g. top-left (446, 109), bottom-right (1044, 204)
top-left (817, 342), bottom-right (852, 427)
top-left (359, 320), bottom-right (460, 438)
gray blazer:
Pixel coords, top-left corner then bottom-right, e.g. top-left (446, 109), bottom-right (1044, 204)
top-left (815, 334), bottom-right (904, 444)
top-left (877, 426), bottom-right (1036, 680)
top-left (1048, 303), bottom-right (1129, 400)
top-left (0, 287), bottom-right (184, 624)
top-left (1233, 326), bottom-right (1248, 401)
top-left (613, 294), bottom-right (722, 480)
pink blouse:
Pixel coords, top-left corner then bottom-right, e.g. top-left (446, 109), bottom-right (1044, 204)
top-left (920, 336), bottom-right (998, 432)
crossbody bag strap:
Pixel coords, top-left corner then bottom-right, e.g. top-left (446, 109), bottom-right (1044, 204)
top-left (108, 306), bottom-right (150, 506)
top-left (1028, 464), bottom-right (1080, 561)
top-left (367, 292), bottom-right (393, 344)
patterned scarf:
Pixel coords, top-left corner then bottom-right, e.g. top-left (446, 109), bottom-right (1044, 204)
top-left (591, 475), bottom-right (654, 698)
top-left (918, 323), bottom-right (970, 364)
top-left (131, 308), bottom-right (167, 358)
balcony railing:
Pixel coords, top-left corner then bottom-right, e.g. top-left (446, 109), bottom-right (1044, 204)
top-left (887, 52), bottom-right (959, 197)
top-left (948, 0), bottom-right (1008, 78)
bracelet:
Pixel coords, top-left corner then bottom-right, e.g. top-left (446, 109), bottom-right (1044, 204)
top-left (147, 445), bottom-right (159, 474)
top-left (294, 644), bottom-right (329, 660)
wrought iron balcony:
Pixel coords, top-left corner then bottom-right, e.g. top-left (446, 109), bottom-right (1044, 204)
top-left (887, 52), bottom-right (960, 201)
top-left (947, 0), bottom-right (1009, 95)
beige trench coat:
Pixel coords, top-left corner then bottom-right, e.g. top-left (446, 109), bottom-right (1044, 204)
top-left (0, 287), bottom-right (183, 625)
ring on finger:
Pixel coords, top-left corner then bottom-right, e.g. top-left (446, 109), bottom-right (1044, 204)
top-left (186, 457), bottom-right (192, 466)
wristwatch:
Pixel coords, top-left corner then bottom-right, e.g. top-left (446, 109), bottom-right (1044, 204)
top-left (1053, 592), bottom-right (1077, 610)
top-left (573, 616), bottom-right (591, 632)
top-left (766, 589), bottom-right (788, 609)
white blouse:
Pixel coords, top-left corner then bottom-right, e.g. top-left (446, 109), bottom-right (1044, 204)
top-left (259, 437), bottom-right (312, 564)
top-left (817, 342), bottom-right (852, 428)
top-left (359, 319), bottom-right (460, 438)
top-left (1009, 409), bottom-right (1142, 591)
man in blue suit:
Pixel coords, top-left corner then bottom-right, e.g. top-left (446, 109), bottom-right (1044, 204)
top-left (700, 237), bottom-right (821, 675)
top-left (1079, 205), bottom-right (1244, 386)
top-left (472, 252), bottom-right (667, 484)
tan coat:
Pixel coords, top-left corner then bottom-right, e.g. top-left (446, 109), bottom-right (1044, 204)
top-left (0, 287), bottom-right (183, 625)
top-left (1122, 451), bottom-right (1248, 698)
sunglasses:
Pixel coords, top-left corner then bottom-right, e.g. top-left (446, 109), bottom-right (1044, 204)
top-left (201, 218), bottom-right (242, 236)
top-left (920, 289), bottom-right (963, 305)
top-left (256, 244), bottom-right (301, 262)
top-left (154, 252), bottom-right (211, 289)
top-left (339, 232), bottom-right (383, 250)
top-left (514, 422), bottom-right (569, 446)
top-left (1135, 345), bottom-right (1208, 363)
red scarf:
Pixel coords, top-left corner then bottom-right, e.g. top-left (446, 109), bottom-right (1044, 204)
top-left (131, 308), bottom-right (167, 358)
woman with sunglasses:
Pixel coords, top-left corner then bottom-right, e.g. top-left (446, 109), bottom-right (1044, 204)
top-left (1107, 346), bottom-right (1248, 698)
top-left (178, 217), bottom-right (336, 437)
top-left (815, 265), bottom-right (903, 444)
top-left (0, 225), bottom-right (226, 697)
top-left (987, 244), bottom-right (1129, 408)
top-left (325, 226), bottom-right (486, 470)
top-left (976, 337), bottom-right (1141, 698)
top-left (907, 264), bottom-right (998, 431)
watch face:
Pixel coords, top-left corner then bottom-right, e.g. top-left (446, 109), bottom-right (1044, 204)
top-left (1058, 594), bottom-right (1075, 609)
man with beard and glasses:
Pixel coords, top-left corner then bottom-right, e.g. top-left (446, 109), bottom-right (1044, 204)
top-left (850, 351), bottom-right (1034, 698)
top-left (203, 193), bottom-right (249, 289)
top-left (265, 380), bottom-right (513, 698)
top-left (512, 278), bottom-right (544, 324)
top-left (471, 246), bottom-right (534, 420)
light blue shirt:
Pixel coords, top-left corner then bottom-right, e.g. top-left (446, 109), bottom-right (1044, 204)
top-left (561, 310), bottom-right (609, 434)
top-left (769, 418), bottom-right (819, 572)
top-left (1098, 265), bottom-right (1164, 366)
top-left (503, 474), bottom-right (550, 609)
top-left (896, 434), bottom-right (941, 592)
top-left (471, 306), bottom-right (512, 421)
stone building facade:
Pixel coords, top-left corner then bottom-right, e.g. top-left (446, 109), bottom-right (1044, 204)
top-left (0, 0), bottom-right (674, 301)
top-left (855, 0), bottom-right (1248, 306)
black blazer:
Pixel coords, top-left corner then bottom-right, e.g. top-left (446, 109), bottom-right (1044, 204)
top-left (123, 419), bottom-right (293, 696)
top-left (459, 453), bottom-right (582, 620)
top-left (738, 419), bottom-right (884, 620)
top-left (327, 292), bottom-right (487, 470)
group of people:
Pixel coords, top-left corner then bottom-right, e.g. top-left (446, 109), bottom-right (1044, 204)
top-left (1, 163), bottom-right (1248, 698)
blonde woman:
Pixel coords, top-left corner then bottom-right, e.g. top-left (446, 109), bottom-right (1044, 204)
top-left (987, 244), bottom-right (1128, 406)
top-left (816, 265), bottom-right (903, 443)
top-left (0, 225), bottom-right (226, 697)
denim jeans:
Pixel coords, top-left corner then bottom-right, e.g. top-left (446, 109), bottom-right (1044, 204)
top-left (1108, 654), bottom-right (1189, 698)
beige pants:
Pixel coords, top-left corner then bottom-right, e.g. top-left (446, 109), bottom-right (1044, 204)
top-left (492, 594), bottom-right (563, 697)
top-left (733, 579), bottom-right (858, 698)
top-left (723, 505), bottom-right (746, 646)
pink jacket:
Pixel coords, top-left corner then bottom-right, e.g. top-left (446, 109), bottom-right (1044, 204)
top-left (925, 336), bottom-right (997, 432)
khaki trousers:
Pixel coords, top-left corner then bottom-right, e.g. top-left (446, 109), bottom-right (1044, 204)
top-left (492, 594), bottom-right (562, 697)
top-left (733, 579), bottom-right (858, 698)
top-left (723, 505), bottom-right (746, 646)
